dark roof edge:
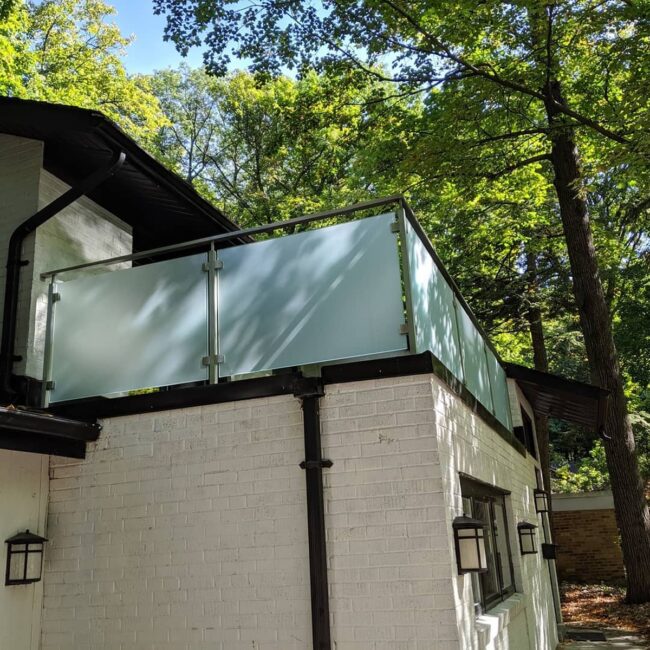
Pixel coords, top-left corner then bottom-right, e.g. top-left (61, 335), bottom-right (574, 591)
top-left (0, 406), bottom-right (100, 458)
top-left (0, 96), bottom-right (246, 241)
top-left (502, 363), bottom-right (610, 399)
top-left (0, 406), bottom-right (100, 441)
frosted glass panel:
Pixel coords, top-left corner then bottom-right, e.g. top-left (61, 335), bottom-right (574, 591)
top-left (218, 213), bottom-right (407, 377)
top-left (49, 253), bottom-right (208, 402)
top-left (404, 218), bottom-right (463, 380)
top-left (456, 306), bottom-right (494, 414)
top-left (486, 346), bottom-right (513, 430)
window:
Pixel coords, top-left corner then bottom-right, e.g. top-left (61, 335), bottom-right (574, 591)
top-left (460, 476), bottom-right (515, 612)
top-left (514, 408), bottom-right (537, 458)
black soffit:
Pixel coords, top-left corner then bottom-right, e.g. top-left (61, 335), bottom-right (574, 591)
top-left (0, 97), bottom-right (248, 251)
top-left (503, 363), bottom-right (609, 432)
top-left (0, 406), bottom-right (100, 458)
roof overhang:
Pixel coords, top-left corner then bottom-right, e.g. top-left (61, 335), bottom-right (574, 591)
top-left (0, 97), bottom-right (249, 251)
top-left (0, 406), bottom-right (100, 458)
top-left (504, 363), bottom-right (609, 432)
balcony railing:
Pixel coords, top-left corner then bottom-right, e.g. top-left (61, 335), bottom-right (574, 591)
top-left (40, 198), bottom-right (513, 431)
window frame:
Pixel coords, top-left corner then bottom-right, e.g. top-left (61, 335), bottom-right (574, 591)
top-left (514, 407), bottom-right (538, 458)
top-left (460, 476), bottom-right (516, 613)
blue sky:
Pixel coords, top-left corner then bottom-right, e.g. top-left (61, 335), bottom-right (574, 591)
top-left (109, 0), bottom-right (204, 73)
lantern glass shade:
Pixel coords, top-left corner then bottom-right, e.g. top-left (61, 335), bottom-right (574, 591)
top-left (453, 516), bottom-right (488, 574)
top-left (517, 522), bottom-right (537, 555)
top-left (534, 489), bottom-right (549, 513)
top-left (5, 530), bottom-right (48, 585)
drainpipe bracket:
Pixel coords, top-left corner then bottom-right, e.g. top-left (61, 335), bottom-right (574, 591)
top-left (300, 459), bottom-right (333, 470)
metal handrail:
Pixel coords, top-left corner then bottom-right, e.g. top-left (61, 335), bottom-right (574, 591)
top-left (40, 195), bottom-right (407, 279)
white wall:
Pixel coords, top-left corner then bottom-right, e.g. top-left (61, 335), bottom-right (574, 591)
top-left (41, 374), bottom-right (558, 650)
top-left (0, 449), bottom-right (49, 650)
top-left (42, 397), bottom-right (311, 650)
top-left (434, 374), bottom-right (558, 650)
top-left (321, 375), bottom-right (459, 650)
top-left (0, 134), bottom-right (43, 347)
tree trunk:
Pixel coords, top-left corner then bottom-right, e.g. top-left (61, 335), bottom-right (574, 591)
top-left (544, 81), bottom-right (650, 603)
top-left (525, 251), bottom-right (552, 505)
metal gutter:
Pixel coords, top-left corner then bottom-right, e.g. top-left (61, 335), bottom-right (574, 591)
top-left (0, 150), bottom-right (126, 403)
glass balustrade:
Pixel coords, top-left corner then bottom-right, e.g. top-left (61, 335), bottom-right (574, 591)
top-left (41, 209), bottom-right (513, 431)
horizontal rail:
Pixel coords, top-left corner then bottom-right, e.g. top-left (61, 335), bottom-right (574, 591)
top-left (41, 195), bottom-right (406, 279)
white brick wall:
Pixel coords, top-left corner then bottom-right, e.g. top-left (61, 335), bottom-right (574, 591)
top-left (42, 373), bottom-right (557, 650)
top-left (431, 373), bottom-right (558, 650)
top-left (321, 374), bottom-right (557, 650)
top-left (43, 397), bottom-right (311, 650)
top-left (321, 376), bottom-right (458, 650)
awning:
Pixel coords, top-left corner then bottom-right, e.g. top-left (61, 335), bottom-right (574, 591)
top-left (0, 406), bottom-right (100, 458)
top-left (503, 363), bottom-right (609, 433)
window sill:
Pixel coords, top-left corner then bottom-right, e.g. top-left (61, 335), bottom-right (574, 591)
top-left (475, 593), bottom-right (526, 646)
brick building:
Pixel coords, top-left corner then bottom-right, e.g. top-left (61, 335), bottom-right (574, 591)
top-left (0, 97), bottom-right (609, 649)
top-left (553, 491), bottom-right (625, 585)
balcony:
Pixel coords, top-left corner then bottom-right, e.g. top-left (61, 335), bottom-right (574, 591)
top-left (40, 199), bottom-right (513, 431)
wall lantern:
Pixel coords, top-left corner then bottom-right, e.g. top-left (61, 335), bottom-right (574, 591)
top-left (534, 489), bottom-right (550, 513)
top-left (5, 530), bottom-right (48, 585)
top-left (517, 522), bottom-right (538, 555)
top-left (453, 515), bottom-right (488, 574)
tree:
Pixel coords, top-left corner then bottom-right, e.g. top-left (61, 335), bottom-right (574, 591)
top-left (148, 65), bottom-right (403, 225)
top-left (0, 0), bottom-right (165, 146)
top-left (154, 0), bottom-right (650, 601)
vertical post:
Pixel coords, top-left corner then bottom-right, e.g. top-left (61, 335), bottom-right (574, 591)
top-left (483, 342), bottom-right (497, 416)
top-left (206, 244), bottom-right (218, 384)
top-left (300, 390), bottom-right (332, 650)
top-left (395, 206), bottom-right (416, 353)
top-left (451, 297), bottom-right (467, 384)
top-left (41, 276), bottom-right (58, 407)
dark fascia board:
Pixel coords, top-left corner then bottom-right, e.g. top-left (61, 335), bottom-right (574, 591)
top-left (50, 375), bottom-right (324, 421)
top-left (0, 430), bottom-right (85, 459)
top-left (503, 362), bottom-right (609, 400)
top-left (0, 406), bottom-right (99, 458)
top-left (51, 352), bottom-right (526, 458)
top-left (0, 96), bottom-right (249, 243)
top-left (0, 407), bottom-right (100, 441)
top-left (504, 362), bottom-right (609, 432)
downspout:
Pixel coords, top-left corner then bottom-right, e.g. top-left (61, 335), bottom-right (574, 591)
top-left (0, 150), bottom-right (126, 403)
top-left (299, 386), bottom-right (333, 650)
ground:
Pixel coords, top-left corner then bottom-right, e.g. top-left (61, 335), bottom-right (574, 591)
top-left (561, 583), bottom-right (650, 647)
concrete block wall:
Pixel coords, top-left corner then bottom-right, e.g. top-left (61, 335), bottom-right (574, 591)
top-left (43, 396), bottom-right (311, 650)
